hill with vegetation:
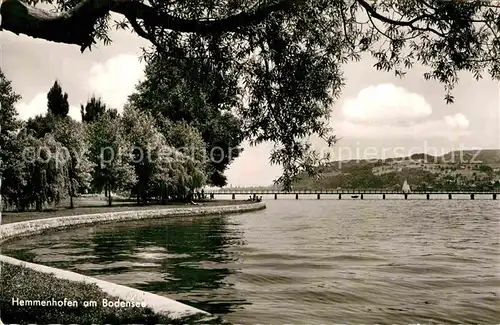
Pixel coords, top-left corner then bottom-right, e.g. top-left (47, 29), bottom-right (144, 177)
top-left (292, 150), bottom-right (500, 191)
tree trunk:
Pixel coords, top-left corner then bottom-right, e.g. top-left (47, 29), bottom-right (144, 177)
top-left (36, 199), bottom-right (42, 212)
top-left (69, 176), bottom-right (74, 209)
top-left (108, 184), bottom-right (112, 206)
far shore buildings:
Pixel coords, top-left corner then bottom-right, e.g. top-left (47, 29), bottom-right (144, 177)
top-left (372, 159), bottom-right (500, 178)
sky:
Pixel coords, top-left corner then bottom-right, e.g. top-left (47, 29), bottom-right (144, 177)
top-left (1, 13), bottom-right (499, 187)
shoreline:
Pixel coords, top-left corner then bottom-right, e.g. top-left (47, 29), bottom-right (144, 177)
top-left (1, 199), bottom-right (251, 225)
top-left (0, 201), bottom-right (266, 323)
top-left (0, 201), bottom-right (266, 244)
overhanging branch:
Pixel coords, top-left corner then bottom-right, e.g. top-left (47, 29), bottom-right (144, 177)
top-left (0, 0), bottom-right (299, 51)
top-left (356, 0), bottom-right (446, 37)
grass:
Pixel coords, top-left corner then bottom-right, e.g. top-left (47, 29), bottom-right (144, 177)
top-left (0, 262), bottom-right (226, 325)
top-left (2, 198), bottom-right (251, 225)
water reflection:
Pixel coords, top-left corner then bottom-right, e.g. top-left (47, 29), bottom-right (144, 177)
top-left (4, 215), bottom-right (248, 315)
top-left (3, 200), bottom-right (500, 324)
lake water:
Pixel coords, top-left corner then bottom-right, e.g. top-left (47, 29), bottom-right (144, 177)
top-left (2, 199), bottom-right (500, 324)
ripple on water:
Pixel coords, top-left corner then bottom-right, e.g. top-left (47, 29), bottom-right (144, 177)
top-left (2, 200), bottom-right (499, 324)
top-left (33, 254), bottom-right (98, 264)
top-left (132, 251), bottom-right (190, 260)
top-left (97, 271), bottom-right (167, 286)
top-left (77, 260), bottom-right (132, 271)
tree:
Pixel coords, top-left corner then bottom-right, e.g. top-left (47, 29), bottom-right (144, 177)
top-left (0, 68), bottom-right (21, 139)
top-left (129, 53), bottom-right (244, 187)
top-left (81, 95), bottom-right (107, 123)
top-left (479, 164), bottom-right (493, 174)
top-left (164, 122), bottom-right (208, 197)
top-left (165, 121), bottom-right (207, 164)
top-left (149, 136), bottom-right (207, 203)
top-left (119, 105), bottom-right (208, 203)
top-left (1, 0), bottom-right (499, 189)
top-left (0, 68), bottom-right (22, 172)
top-left (1, 139), bottom-right (25, 210)
top-left (25, 81), bottom-right (69, 137)
top-left (47, 80), bottom-right (69, 117)
top-left (87, 111), bottom-right (136, 206)
top-left (6, 131), bottom-right (69, 211)
top-left (25, 114), bottom-right (56, 138)
top-left (117, 105), bottom-right (208, 203)
top-left (52, 118), bottom-right (94, 208)
top-left (0, 68), bottom-right (22, 213)
top-left (119, 105), bottom-right (162, 204)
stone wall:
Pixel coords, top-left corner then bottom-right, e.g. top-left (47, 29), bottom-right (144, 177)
top-left (0, 202), bottom-right (266, 319)
top-left (0, 202), bottom-right (266, 244)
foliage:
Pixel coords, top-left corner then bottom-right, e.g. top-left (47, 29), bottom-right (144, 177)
top-left (165, 121), bottom-right (207, 163)
top-left (163, 121), bottom-right (208, 193)
top-left (120, 105), bottom-right (165, 203)
top-left (0, 70), bottom-right (212, 211)
top-left (0, 68), bottom-right (22, 175)
top-left (0, 71), bottom-right (72, 211)
top-left (129, 53), bottom-right (244, 187)
top-left (81, 95), bottom-right (107, 123)
top-left (52, 117), bottom-right (94, 207)
top-left (120, 106), bottom-right (207, 202)
top-left (1, 133), bottom-right (26, 210)
top-left (47, 80), bottom-right (69, 117)
top-left (64, 0), bottom-right (500, 188)
top-left (87, 110), bottom-right (136, 205)
top-left (25, 114), bottom-right (56, 138)
top-left (3, 0), bottom-right (500, 189)
top-left (3, 131), bottom-right (69, 211)
top-left (479, 164), bottom-right (493, 174)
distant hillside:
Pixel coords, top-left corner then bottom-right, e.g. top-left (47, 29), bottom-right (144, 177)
top-left (371, 149), bottom-right (500, 164)
top-left (293, 149), bottom-right (500, 191)
top-left (439, 149), bottom-right (500, 164)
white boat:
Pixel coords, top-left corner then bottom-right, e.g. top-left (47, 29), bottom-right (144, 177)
top-left (402, 179), bottom-right (411, 193)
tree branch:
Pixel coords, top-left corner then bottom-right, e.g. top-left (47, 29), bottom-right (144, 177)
top-left (0, 0), bottom-right (299, 51)
top-left (356, 0), bottom-right (446, 37)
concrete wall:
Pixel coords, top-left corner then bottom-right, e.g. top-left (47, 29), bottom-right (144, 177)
top-left (0, 202), bottom-right (266, 320)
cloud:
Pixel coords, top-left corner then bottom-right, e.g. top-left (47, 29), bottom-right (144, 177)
top-left (87, 54), bottom-right (145, 111)
top-left (336, 83), bottom-right (471, 140)
top-left (334, 114), bottom-right (471, 140)
top-left (15, 93), bottom-right (80, 121)
top-left (15, 93), bottom-right (47, 120)
top-left (444, 113), bottom-right (469, 129)
top-left (342, 83), bottom-right (432, 124)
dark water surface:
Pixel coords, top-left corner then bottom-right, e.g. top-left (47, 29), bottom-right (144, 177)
top-left (2, 200), bottom-right (500, 324)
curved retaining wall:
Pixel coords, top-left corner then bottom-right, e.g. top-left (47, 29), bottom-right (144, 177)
top-left (0, 202), bottom-right (266, 320)
top-left (0, 202), bottom-right (266, 244)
